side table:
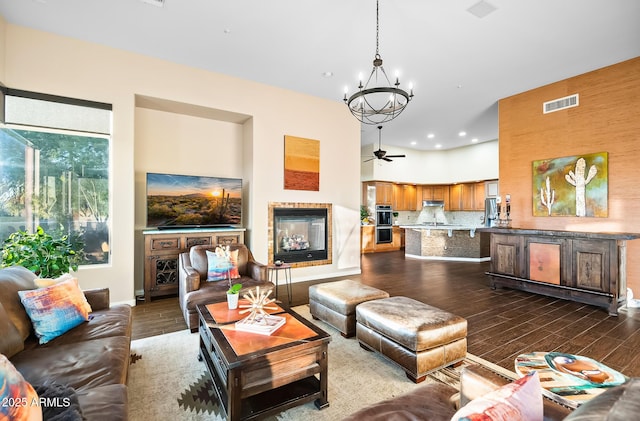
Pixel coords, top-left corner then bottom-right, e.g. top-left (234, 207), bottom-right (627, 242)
top-left (267, 263), bottom-right (293, 305)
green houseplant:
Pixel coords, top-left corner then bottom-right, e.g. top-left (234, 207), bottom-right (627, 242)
top-left (227, 283), bottom-right (242, 310)
top-left (227, 283), bottom-right (242, 295)
top-left (1, 225), bottom-right (80, 277)
top-left (360, 206), bottom-right (372, 225)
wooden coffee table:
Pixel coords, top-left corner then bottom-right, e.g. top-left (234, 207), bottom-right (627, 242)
top-left (197, 301), bottom-right (331, 420)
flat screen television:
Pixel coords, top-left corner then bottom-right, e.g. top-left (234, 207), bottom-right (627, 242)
top-left (146, 172), bottom-right (242, 229)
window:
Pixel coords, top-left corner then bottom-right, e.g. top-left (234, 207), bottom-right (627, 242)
top-left (0, 89), bottom-right (112, 266)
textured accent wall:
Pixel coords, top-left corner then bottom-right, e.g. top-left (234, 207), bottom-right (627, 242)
top-left (498, 56), bottom-right (640, 293)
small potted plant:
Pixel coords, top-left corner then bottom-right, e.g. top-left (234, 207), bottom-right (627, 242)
top-left (227, 283), bottom-right (242, 309)
top-left (360, 206), bottom-right (372, 225)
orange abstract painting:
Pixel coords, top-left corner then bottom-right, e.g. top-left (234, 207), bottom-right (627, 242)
top-left (284, 135), bottom-right (319, 191)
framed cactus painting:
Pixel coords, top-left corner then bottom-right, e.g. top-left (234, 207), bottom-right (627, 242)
top-left (533, 152), bottom-right (608, 217)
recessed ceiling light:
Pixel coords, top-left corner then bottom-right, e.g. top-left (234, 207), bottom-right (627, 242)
top-left (458, 131), bottom-right (467, 137)
top-left (427, 133), bottom-right (435, 139)
top-left (322, 71), bottom-right (334, 78)
top-left (223, 28), bottom-right (232, 34)
top-left (471, 138), bottom-right (478, 143)
top-left (410, 141), bottom-right (417, 145)
top-left (435, 144), bottom-right (442, 149)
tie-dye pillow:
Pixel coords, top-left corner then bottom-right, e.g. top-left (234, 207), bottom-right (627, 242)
top-left (206, 249), bottom-right (240, 281)
top-left (0, 353), bottom-right (43, 421)
top-left (18, 278), bottom-right (92, 344)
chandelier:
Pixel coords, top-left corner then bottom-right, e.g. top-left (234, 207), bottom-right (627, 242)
top-left (343, 0), bottom-right (414, 125)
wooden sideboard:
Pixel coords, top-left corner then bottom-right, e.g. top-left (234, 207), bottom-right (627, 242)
top-left (480, 227), bottom-right (640, 315)
top-left (143, 228), bottom-right (245, 302)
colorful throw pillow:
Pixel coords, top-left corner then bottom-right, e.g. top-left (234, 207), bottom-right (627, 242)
top-left (0, 353), bottom-right (43, 421)
top-left (451, 371), bottom-right (542, 421)
top-left (18, 278), bottom-right (92, 344)
top-left (206, 249), bottom-right (240, 281)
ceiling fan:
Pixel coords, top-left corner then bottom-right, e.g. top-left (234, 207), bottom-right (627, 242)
top-left (364, 125), bottom-right (406, 162)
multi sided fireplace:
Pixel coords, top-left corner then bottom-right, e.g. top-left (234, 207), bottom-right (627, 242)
top-left (273, 207), bottom-right (328, 263)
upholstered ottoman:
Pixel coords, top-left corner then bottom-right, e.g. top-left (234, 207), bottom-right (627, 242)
top-left (356, 296), bottom-right (467, 383)
top-left (309, 279), bottom-right (389, 337)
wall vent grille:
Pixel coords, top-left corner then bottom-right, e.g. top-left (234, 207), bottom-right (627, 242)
top-left (543, 94), bottom-right (579, 114)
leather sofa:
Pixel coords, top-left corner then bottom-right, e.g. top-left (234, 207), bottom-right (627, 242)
top-left (178, 244), bottom-right (274, 332)
top-left (0, 265), bottom-right (132, 421)
top-left (343, 362), bottom-right (638, 420)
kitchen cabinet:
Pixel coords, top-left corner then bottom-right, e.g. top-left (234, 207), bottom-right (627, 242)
top-left (393, 226), bottom-right (405, 248)
top-left (419, 185), bottom-right (449, 209)
top-left (420, 185), bottom-right (447, 201)
top-left (461, 184), bottom-right (475, 210)
top-left (393, 184), bottom-right (417, 211)
top-left (448, 184), bottom-right (463, 211)
top-left (360, 225), bottom-right (375, 253)
top-left (483, 227), bottom-right (640, 316)
top-left (375, 182), bottom-right (393, 205)
top-left (474, 182), bottom-right (486, 210)
top-left (143, 228), bottom-right (245, 301)
top-left (360, 225), bottom-right (404, 253)
top-left (449, 182), bottom-right (485, 211)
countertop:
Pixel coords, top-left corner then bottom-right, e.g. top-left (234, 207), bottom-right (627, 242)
top-left (476, 226), bottom-right (640, 240)
top-left (399, 224), bottom-right (482, 231)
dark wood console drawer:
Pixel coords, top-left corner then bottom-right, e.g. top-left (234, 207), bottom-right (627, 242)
top-left (186, 236), bottom-right (212, 248)
top-left (149, 237), bottom-right (180, 251)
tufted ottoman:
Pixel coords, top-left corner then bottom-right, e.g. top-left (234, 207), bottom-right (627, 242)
top-left (356, 296), bottom-right (467, 383)
top-left (309, 279), bottom-right (389, 337)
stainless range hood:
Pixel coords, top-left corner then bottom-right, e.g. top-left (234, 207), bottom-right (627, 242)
top-left (422, 200), bottom-right (445, 207)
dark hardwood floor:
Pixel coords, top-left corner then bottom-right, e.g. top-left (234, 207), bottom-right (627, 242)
top-left (132, 250), bottom-right (640, 375)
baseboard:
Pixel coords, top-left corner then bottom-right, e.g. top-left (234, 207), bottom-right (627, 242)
top-left (289, 268), bottom-right (362, 283)
top-left (405, 254), bottom-right (491, 263)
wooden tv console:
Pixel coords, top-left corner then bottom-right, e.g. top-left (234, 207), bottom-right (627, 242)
top-left (479, 227), bottom-right (640, 316)
top-left (142, 228), bottom-right (245, 302)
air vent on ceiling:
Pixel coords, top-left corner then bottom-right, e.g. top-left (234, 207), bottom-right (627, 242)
top-left (140, 0), bottom-right (164, 7)
top-left (543, 94), bottom-right (579, 114)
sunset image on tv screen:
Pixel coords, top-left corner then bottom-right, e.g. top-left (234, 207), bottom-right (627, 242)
top-left (146, 173), bottom-right (242, 228)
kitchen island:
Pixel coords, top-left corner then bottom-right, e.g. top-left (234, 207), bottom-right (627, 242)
top-left (402, 225), bottom-right (490, 262)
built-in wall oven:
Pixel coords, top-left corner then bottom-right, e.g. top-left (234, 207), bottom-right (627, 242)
top-left (375, 205), bottom-right (393, 244)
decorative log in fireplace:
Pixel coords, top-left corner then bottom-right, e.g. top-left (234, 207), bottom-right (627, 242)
top-left (273, 207), bottom-right (328, 263)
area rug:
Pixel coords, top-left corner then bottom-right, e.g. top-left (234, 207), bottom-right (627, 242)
top-left (127, 305), bottom-right (514, 421)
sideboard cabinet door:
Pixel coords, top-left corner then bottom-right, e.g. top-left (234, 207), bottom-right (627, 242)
top-left (490, 234), bottom-right (523, 277)
top-left (570, 238), bottom-right (613, 293)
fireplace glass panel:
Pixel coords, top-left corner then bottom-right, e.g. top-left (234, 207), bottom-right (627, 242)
top-left (274, 208), bottom-right (328, 263)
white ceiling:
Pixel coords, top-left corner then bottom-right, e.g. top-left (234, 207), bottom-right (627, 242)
top-left (0, 0), bottom-right (638, 151)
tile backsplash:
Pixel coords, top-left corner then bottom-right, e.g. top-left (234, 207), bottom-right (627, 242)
top-left (394, 208), bottom-right (485, 227)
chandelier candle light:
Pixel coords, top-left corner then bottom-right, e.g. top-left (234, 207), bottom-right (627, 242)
top-left (343, 0), bottom-right (414, 125)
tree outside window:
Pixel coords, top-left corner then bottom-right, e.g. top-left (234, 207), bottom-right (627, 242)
top-left (0, 127), bottom-right (110, 265)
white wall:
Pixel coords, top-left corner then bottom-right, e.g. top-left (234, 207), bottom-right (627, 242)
top-left (0, 16), bottom-right (5, 82)
top-left (1, 22), bottom-right (362, 303)
top-left (362, 140), bottom-right (499, 184)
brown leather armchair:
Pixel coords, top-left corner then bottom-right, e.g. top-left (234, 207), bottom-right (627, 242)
top-left (178, 244), bottom-right (274, 332)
